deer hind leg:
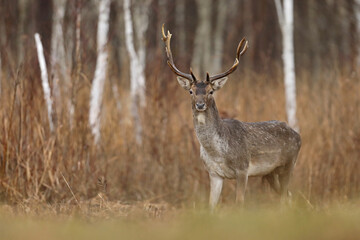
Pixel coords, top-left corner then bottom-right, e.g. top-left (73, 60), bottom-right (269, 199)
top-left (209, 173), bottom-right (224, 210)
top-left (262, 173), bottom-right (281, 195)
top-left (236, 171), bottom-right (248, 205)
top-left (278, 159), bottom-right (296, 205)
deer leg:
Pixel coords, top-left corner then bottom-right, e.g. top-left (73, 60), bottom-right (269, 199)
top-left (236, 171), bottom-right (248, 205)
top-left (279, 161), bottom-right (295, 205)
top-left (263, 173), bottom-right (281, 195)
top-left (209, 173), bottom-right (223, 210)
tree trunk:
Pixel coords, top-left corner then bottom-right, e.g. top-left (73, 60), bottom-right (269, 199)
top-left (89, 0), bottom-right (111, 143)
top-left (211, 0), bottom-right (228, 73)
top-left (18, 0), bottom-right (27, 65)
top-left (0, 52), bottom-right (2, 95)
top-left (275, 0), bottom-right (298, 131)
top-left (158, 0), bottom-right (167, 47)
top-left (123, 0), bottom-right (150, 143)
top-left (133, 1), bottom-right (149, 103)
top-left (191, 0), bottom-right (212, 77)
top-left (176, 0), bottom-right (186, 58)
top-left (35, 33), bottom-right (54, 133)
top-left (356, 0), bottom-right (360, 67)
top-left (70, 0), bottom-right (82, 127)
top-left (50, 0), bottom-right (67, 115)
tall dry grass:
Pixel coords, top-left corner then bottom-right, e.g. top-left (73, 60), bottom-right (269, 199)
top-left (0, 58), bottom-right (359, 207)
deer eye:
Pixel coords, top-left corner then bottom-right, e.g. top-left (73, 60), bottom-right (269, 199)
top-left (189, 90), bottom-right (193, 95)
top-left (209, 90), bottom-right (214, 95)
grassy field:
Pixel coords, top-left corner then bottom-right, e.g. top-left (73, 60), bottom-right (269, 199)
top-left (1, 70), bottom-right (360, 240)
top-left (1, 2), bottom-right (360, 238)
top-left (1, 202), bottom-right (360, 240)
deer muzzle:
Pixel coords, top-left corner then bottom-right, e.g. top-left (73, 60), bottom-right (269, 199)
top-left (195, 102), bottom-right (206, 111)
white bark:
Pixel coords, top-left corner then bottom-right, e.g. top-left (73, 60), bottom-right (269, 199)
top-left (275, 0), bottom-right (285, 30)
top-left (51, 0), bottom-right (67, 110)
top-left (191, 0), bottom-right (212, 76)
top-left (212, 0), bottom-right (228, 73)
top-left (275, 0), bottom-right (298, 131)
top-left (133, 1), bottom-right (149, 98)
top-left (35, 33), bottom-right (54, 132)
top-left (89, 0), bottom-right (111, 143)
top-left (123, 0), bottom-right (150, 143)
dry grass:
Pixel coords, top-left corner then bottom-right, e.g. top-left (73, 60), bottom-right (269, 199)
top-left (0, 60), bottom-right (359, 209)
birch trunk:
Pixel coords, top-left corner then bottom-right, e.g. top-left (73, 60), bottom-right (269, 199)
top-left (89, 0), bottom-right (111, 143)
top-left (51, 0), bottom-right (67, 112)
top-left (35, 33), bottom-right (54, 132)
top-left (275, 0), bottom-right (298, 131)
top-left (123, 0), bottom-right (149, 143)
top-left (133, 1), bottom-right (149, 102)
top-left (191, 0), bottom-right (212, 76)
top-left (211, 0), bottom-right (228, 73)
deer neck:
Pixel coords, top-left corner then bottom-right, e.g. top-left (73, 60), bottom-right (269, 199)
top-left (192, 99), bottom-right (223, 148)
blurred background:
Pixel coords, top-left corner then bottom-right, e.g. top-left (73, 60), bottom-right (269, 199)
top-left (0, 0), bottom-right (359, 207)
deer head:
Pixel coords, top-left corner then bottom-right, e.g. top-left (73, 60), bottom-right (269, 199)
top-left (161, 24), bottom-right (248, 112)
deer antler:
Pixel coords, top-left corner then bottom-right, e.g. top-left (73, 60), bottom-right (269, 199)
top-left (209, 38), bottom-right (248, 82)
top-left (162, 24), bottom-right (195, 82)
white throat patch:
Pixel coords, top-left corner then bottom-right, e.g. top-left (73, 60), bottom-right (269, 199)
top-left (197, 113), bottom-right (206, 124)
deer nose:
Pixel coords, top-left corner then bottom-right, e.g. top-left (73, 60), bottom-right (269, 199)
top-left (196, 103), bottom-right (205, 109)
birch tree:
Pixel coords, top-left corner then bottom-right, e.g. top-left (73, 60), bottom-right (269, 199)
top-left (35, 33), bottom-right (54, 132)
top-left (89, 0), bottom-right (111, 143)
top-left (50, 0), bottom-right (67, 111)
top-left (274, 0), bottom-right (298, 131)
top-left (191, 0), bottom-right (212, 76)
top-left (211, 0), bottom-right (228, 73)
top-left (123, 0), bottom-right (150, 143)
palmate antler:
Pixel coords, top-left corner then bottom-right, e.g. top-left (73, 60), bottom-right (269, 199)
top-left (161, 24), bottom-right (248, 83)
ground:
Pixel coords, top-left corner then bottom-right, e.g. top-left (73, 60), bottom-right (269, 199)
top-left (1, 197), bottom-right (360, 240)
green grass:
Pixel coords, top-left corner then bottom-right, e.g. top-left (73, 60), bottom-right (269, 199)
top-left (1, 205), bottom-right (359, 240)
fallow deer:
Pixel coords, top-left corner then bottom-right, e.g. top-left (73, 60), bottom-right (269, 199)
top-left (161, 25), bottom-right (301, 209)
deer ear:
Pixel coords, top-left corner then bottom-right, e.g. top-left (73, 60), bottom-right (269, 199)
top-left (211, 77), bottom-right (228, 90)
top-left (177, 77), bottom-right (192, 90)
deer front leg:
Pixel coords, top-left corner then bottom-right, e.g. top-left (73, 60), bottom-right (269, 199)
top-left (209, 173), bottom-right (223, 210)
top-left (236, 171), bottom-right (248, 205)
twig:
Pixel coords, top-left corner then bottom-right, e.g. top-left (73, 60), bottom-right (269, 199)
top-left (0, 179), bottom-right (23, 198)
top-left (61, 172), bottom-right (81, 209)
top-left (298, 190), bottom-right (314, 209)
